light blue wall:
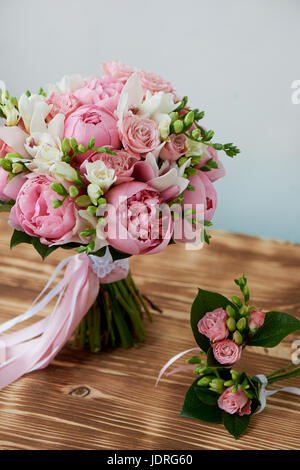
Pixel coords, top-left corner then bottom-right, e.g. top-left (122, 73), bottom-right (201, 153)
top-left (1, 0), bottom-right (299, 242)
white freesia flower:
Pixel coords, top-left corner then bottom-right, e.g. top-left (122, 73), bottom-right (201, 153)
top-left (30, 144), bottom-right (62, 171)
top-left (87, 183), bottom-right (102, 206)
top-left (145, 152), bottom-right (190, 194)
top-left (18, 93), bottom-right (47, 133)
top-left (185, 138), bottom-right (208, 158)
top-left (47, 74), bottom-right (84, 95)
top-left (0, 86), bottom-right (19, 126)
top-left (86, 160), bottom-right (116, 192)
top-left (51, 161), bottom-right (80, 183)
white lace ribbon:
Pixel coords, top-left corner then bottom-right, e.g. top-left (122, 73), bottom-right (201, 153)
top-left (89, 248), bottom-right (129, 280)
top-left (255, 374), bottom-right (300, 414)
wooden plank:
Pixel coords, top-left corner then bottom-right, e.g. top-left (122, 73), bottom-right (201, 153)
top-left (0, 216), bottom-right (299, 449)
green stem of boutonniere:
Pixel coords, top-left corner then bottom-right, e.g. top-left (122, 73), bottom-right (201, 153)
top-left (266, 362), bottom-right (300, 384)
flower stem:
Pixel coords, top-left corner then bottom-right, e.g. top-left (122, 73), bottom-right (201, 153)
top-left (267, 363), bottom-right (300, 384)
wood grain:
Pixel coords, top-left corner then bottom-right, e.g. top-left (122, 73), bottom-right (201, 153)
top-left (0, 216), bottom-right (299, 450)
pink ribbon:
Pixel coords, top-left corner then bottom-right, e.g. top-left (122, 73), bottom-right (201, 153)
top-left (0, 251), bottom-right (129, 390)
top-left (155, 347), bottom-right (200, 386)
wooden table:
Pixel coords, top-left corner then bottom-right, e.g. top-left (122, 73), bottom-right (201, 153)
top-left (0, 214), bottom-right (299, 450)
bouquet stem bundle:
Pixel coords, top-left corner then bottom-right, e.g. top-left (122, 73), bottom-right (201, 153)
top-left (73, 272), bottom-right (153, 352)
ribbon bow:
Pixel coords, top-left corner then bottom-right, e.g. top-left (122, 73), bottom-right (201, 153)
top-left (255, 374), bottom-right (300, 413)
top-left (0, 249), bottom-right (129, 390)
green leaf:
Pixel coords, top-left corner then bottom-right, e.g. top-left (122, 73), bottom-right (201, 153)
top-left (191, 288), bottom-right (237, 352)
top-left (31, 238), bottom-right (59, 260)
top-left (180, 379), bottom-right (222, 423)
top-left (194, 387), bottom-right (219, 406)
top-left (222, 411), bottom-right (250, 439)
top-left (248, 311), bottom-right (300, 347)
top-left (0, 200), bottom-right (14, 212)
top-left (109, 247), bottom-right (132, 261)
top-left (10, 229), bottom-right (32, 248)
top-left (10, 229), bottom-right (58, 260)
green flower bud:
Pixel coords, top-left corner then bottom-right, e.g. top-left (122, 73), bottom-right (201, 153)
top-left (191, 155), bottom-right (202, 165)
top-left (226, 305), bottom-right (236, 318)
top-left (232, 295), bottom-right (242, 307)
top-left (12, 162), bottom-right (24, 174)
top-left (69, 185), bottom-right (79, 198)
top-left (242, 285), bottom-right (250, 303)
top-left (87, 205), bottom-right (97, 217)
top-left (239, 305), bottom-right (248, 316)
top-left (197, 376), bottom-right (211, 387)
top-left (97, 197), bottom-right (107, 206)
top-left (61, 138), bottom-right (71, 154)
top-left (172, 119), bottom-right (184, 134)
top-left (185, 167), bottom-right (198, 176)
top-left (0, 158), bottom-right (12, 171)
top-left (178, 156), bottom-right (189, 167)
top-left (10, 96), bottom-right (18, 107)
top-left (75, 195), bottom-right (91, 207)
top-left (186, 355), bottom-right (203, 365)
top-left (5, 152), bottom-right (22, 159)
top-left (191, 128), bottom-right (200, 139)
top-left (226, 317), bottom-right (236, 332)
top-left (244, 389), bottom-right (254, 399)
top-left (70, 138), bottom-right (78, 150)
top-left (230, 370), bottom-right (240, 381)
top-left (224, 380), bottom-right (234, 387)
top-left (183, 111), bottom-right (194, 129)
top-left (232, 384), bottom-right (238, 393)
top-left (78, 144), bottom-right (86, 153)
top-left (52, 199), bottom-right (63, 209)
top-left (210, 378), bottom-right (225, 390)
top-left (80, 229), bottom-right (95, 237)
top-left (233, 330), bottom-right (243, 345)
top-left (88, 137), bottom-right (96, 149)
top-left (169, 111), bottom-right (179, 123)
top-left (50, 182), bottom-right (68, 196)
top-left (236, 317), bottom-right (247, 332)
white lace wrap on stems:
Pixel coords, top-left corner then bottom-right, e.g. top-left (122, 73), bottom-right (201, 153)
top-left (89, 249), bottom-right (129, 279)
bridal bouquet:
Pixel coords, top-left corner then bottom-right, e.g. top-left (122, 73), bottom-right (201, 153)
top-left (157, 276), bottom-right (300, 438)
top-left (0, 60), bottom-right (239, 389)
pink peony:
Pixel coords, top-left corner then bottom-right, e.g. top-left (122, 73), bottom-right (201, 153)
top-left (46, 93), bottom-right (80, 121)
top-left (101, 60), bottom-right (136, 83)
top-left (120, 115), bottom-right (161, 154)
top-left (218, 386), bottom-right (252, 416)
top-left (80, 149), bottom-right (140, 185)
top-left (185, 172), bottom-right (217, 222)
top-left (74, 76), bottom-right (123, 113)
top-left (212, 340), bottom-right (242, 365)
top-left (105, 182), bottom-right (173, 255)
top-left (249, 309), bottom-right (266, 332)
top-left (9, 175), bottom-right (80, 245)
top-left (138, 69), bottom-right (174, 94)
top-left (197, 308), bottom-right (229, 342)
top-left (160, 134), bottom-right (187, 161)
top-left (64, 104), bottom-right (121, 163)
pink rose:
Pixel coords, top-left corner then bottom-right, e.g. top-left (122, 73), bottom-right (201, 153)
top-left (218, 386), bottom-right (252, 416)
top-left (64, 104), bottom-right (121, 163)
top-left (9, 175), bottom-right (80, 245)
top-left (249, 309), bottom-right (266, 332)
top-left (138, 69), bottom-right (174, 94)
top-left (101, 60), bottom-right (136, 83)
top-left (197, 308), bottom-right (229, 342)
top-left (212, 340), bottom-right (242, 365)
top-left (105, 182), bottom-right (173, 255)
top-left (197, 146), bottom-right (226, 183)
top-left (74, 76), bottom-right (123, 113)
top-left (80, 149), bottom-right (139, 185)
top-left (46, 93), bottom-right (80, 121)
top-left (120, 115), bottom-right (161, 154)
top-left (160, 134), bottom-right (187, 161)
